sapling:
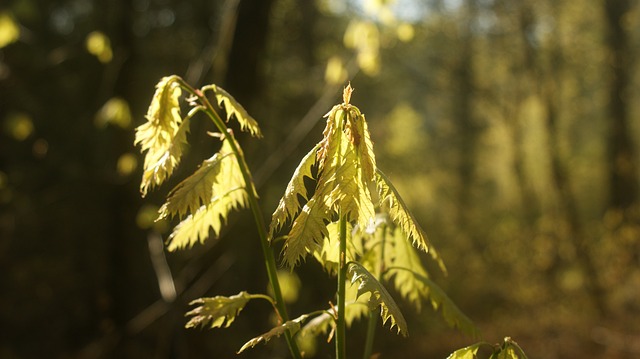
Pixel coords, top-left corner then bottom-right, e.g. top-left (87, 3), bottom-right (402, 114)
top-left (135, 76), bottom-right (526, 359)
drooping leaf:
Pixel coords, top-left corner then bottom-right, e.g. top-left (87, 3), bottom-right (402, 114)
top-left (298, 285), bottom-right (370, 341)
top-left (282, 197), bottom-right (331, 268)
top-left (166, 186), bottom-right (248, 251)
top-left (497, 338), bottom-right (529, 359)
top-left (389, 267), bottom-right (477, 337)
top-left (298, 311), bottom-right (333, 339)
top-left (446, 343), bottom-right (482, 359)
top-left (202, 84), bottom-right (262, 138)
top-left (333, 147), bottom-right (376, 230)
top-left (269, 143), bottom-right (320, 240)
top-left (158, 139), bottom-right (239, 219)
top-left (384, 226), bottom-right (431, 312)
top-left (376, 169), bottom-right (447, 274)
top-left (237, 314), bottom-right (309, 353)
top-left (348, 261), bottom-right (408, 336)
top-left (312, 221), bottom-right (362, 275)
top-left (185, 291), bottom-right (252, 329)
top-left (135, 76), bottom-right (189, 196)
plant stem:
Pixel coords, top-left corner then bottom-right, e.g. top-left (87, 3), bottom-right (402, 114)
top-left (363, 223), bottom-right (386, 359)
top-left (362, 223), bottom-right (387, 359)
top-left (178, 78), bottom-right (301, 359)
top-left (363, 313), bottom-right (378, 359)
top-left (336, 214), bottom-right (348, 359)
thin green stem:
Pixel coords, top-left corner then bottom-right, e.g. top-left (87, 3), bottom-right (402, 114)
top-left (363, 313), bottom-right (378, 359)
top-left (336, 214), bottom-right (348, 359)
top-left (363, 224), bottom-right (386, 359)
top-left (177, 78), bottom-right (301, 359)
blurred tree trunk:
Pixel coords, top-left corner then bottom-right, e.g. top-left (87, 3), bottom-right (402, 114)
top-left (603, 0), bottom-right (639, 213)
top-left (535, 3), bottom-right (607, 318)
top-left (510, 3), bottom-right (540, 221)
top-left (455, 0), bottom-right (480, 231)
top-left (224, 0), bottom-right (274, 106)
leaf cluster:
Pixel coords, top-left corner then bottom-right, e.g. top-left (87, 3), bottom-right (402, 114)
top-left (269, 85), bottom-right (475, 339)
top-left (134, 76), bottom-right (261, 251)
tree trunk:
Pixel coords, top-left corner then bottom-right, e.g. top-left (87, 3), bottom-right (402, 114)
top-left (604, 0), bottom-right (639, 213)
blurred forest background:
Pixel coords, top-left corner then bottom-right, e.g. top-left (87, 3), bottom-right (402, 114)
top-left (1, 0), bottom-right (640, 358)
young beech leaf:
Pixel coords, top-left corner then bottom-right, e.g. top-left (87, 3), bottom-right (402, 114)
top-left (282, 197), bottom-right (331, 267)
top-left (313, 221), bottom-right (361, 275)
top-left (166, 187), bottom-right (248, 251)
top-left (162, 137), bottom-right (249, 251)
top-left (135, 75), bottom-right (188, 196)
top-left (375, 169), bottom-right (447, 274)
top-left (348, 261), bottom-right (408, 336)
top-left (158, 139), bottom-right (242, 219)
top-left (384, 226), bottom-right (431, 312)
top-left (299, 285), bottom-right (370, 341)
top-left (269, 143), bottom-right (320, 240)
top-left (202, 84), bottom-right (262, 138)
top-left (277, 100), bottom-right (378, 268)
top-left (237, 313), bottom-right (310, 354)
top-left (185, 291), bottom-right (252, 329)
top-left (446, 343), bottom-right (482, 359)
top-left (388, 267), bottom-right (477, 337)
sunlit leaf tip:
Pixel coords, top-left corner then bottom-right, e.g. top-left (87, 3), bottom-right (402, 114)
top-left (343, 82), bottom-right (353, 105)
top-left (135, 75), bottom-right (187, 197)
top-left (268, 143), bottom-right (320, 241)
top-left (185, 291), bottom-right (252, 329)
top-left (237, 314), bottom-right (309, 354)
top-left (375, 169), bottom-right (447, 274)
top-left (202, 84), bottom-right (262, 138)
top-left (348, 262), bottom-right (408, 336)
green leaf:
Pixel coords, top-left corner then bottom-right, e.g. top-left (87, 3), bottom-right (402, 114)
top-left (348, 261), bottom-right (408, 336)
top-left (384, 226), bottom-right (431, 312)
top-left (166, 186), bottom-right (248, 251)
top-left (312, 221), bottom-right (361, 275)
top-left (161, 137), bottom-right (249, 251)
top-left (269, 143), bottom-right (320, 240)
top-left (282, 196), bottom-right (331, 268)
top-left (446, 343), bottom-right (482, 359)
top-left (135, 76), bottom-right (188, 197)
top-left (158, 138), bottom-right (243, 220)
top-left (202, 84), bottom-right (262, 138)
top-left (185, 291), bottom-right (252, 329)
top-left (237, 313), bottom-right (309, 353)
top-left (298, 288), bottom-right (370, 341)
top-left (376, 169), bottom-right (447, 274)
top-left (388, 267), bottom-right (478, 337)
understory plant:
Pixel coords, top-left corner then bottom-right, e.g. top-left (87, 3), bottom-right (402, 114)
top-left (135, 75), bottom-right (527, 359)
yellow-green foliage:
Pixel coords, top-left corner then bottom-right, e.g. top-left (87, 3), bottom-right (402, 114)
top-left (348, 261), bottom-right (408, 336)
top-left (135, 76), bottom-right (263, 251)
top-left (135, 76), bottom-right (188, 197)
top-left (271, 85), bottom-right (439, 269)
top-left (269, 85), bottom-right (472, 339)
top-left (186, 291), bottom-right (252, 329)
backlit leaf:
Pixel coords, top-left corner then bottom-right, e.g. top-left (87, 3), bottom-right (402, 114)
top-left (165, 186), bottom-right (247, 251)
top-left (348, 261), bottom-right (408, 336)
top-left (269, 143), bottom-right (320, 240)
top-left (202, 84), bottom-right (262, 137)
top-left (237, 314), bottom-right (309, 353)
top-left (390, 267), bottom-right (477, 337)
top-left (313, 221), bottom-right (361, 275)
top-left (282, 197), bottom-right (331, 267)
top-left (376, 169), bottom-right (447, 273)
top-left (446, 343), bottom-right (482, 359)
top-left (159, 139), bottom-right (240, 219)
top-left (185, 291), bottom-right (252, 329)
top-left (384, 226), bottom-right (431, 312)
top-left (135, 76), bottom-right (188, 197)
